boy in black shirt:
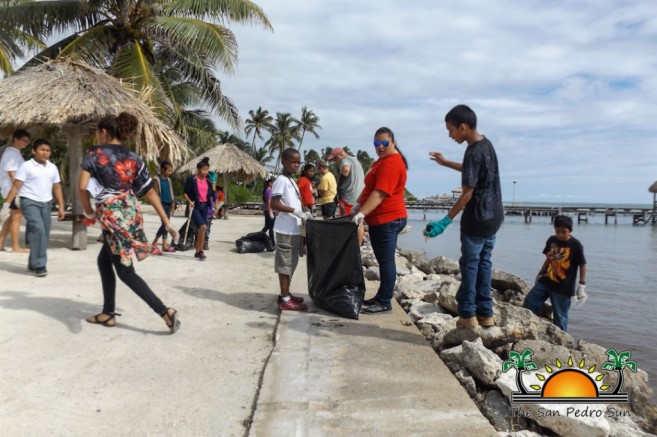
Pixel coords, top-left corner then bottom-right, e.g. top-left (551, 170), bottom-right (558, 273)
top-left (523, 215), bottom-right (587, 332)
top-left (425, 105), bottom-right (504, 329)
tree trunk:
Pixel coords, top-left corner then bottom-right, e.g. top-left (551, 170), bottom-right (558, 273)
top-left (64, 125), bottom-right (87, 250)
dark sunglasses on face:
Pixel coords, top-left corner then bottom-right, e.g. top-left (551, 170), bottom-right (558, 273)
top-left (373, 140), bottom-right (390, 147)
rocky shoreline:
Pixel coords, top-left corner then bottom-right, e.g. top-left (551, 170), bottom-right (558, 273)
top-left (360, 242), bottom-right (657, 436)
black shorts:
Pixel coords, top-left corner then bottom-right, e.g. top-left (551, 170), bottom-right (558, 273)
top-left (320, 202), bottom-right (337, 218)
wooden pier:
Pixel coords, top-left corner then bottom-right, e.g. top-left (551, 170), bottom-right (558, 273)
top-left (405, 202), bottom-right (657, 225)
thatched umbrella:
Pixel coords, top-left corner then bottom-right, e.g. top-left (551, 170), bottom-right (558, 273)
top-left (0, 59), bottom-right (186, 249)
top-left (179, 143), bottom-right (267, 219)
top-left (649, 181), bottom-right (657, 213)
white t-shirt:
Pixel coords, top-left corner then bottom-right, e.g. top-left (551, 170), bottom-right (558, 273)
top-left (0, 146), bottom-right (25, 197)
top-left (272, 174), bottom-right (302, 235)
top-left (15, 159), bottom-right (61, 202)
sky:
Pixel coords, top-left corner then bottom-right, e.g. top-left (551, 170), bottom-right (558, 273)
top-left (218, 0), bottom-right (657, 205)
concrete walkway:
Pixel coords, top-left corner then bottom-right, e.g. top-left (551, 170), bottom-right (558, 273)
top-left (0, 212), bottom-right (495, 436)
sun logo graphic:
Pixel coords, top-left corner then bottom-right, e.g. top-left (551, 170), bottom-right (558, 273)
top-left (503, 348), bottom-right (637, 404)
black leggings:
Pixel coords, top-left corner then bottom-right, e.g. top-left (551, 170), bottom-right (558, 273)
top-left (262, 212), bottom-right (275, 242)
top-left (98, 242), bottom-right (167, 316)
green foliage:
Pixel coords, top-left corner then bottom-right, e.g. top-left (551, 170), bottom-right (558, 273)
top-left (226, 182), bottom-right (254, 204)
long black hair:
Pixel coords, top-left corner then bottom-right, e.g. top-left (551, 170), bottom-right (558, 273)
top-left (375, 127), bottom-right (408, 169)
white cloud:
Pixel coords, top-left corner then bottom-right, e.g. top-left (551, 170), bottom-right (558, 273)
top-left (216, 0), bottom-right (657, 204)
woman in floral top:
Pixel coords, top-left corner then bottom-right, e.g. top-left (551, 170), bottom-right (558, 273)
top-left (78, 112), bottom-right (181, 334)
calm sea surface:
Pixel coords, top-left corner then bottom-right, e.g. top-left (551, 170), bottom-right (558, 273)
top-left (397, 208), bottom-right (657, 394)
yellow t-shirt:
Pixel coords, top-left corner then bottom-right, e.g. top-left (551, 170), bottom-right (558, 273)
top-left (318, 171), bottom-right (337, 205)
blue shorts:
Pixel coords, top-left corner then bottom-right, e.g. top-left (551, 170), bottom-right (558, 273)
top-left (191, 204), bottom-right (208, 228)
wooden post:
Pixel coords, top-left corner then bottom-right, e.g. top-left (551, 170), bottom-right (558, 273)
top-left (223, 173), bottom-right (229, 220)
top-left (64, 125), bottom-right (87, 250)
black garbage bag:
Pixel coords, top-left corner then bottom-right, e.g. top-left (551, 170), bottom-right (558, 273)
top-left (176, 218), bottom-right (196, 252)
top-left (306, 219), bottom-right (365, 319)
top-left (235, 231), bottom-right (274, 253)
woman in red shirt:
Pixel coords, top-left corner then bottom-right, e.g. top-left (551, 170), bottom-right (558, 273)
top-left (297, 163), bottom-right (316, 212)
top-left (352, 127), bottom-right (408, 314)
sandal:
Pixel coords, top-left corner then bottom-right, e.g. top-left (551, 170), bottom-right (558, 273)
top-left (86, 312), bottom-right (121, 327)
top-left (163, 308), bottom-right (181, 334)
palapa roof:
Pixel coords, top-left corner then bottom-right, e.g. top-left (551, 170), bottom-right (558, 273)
top-left (0, 59), bottom-right (186, 163)
top-left (649, 181), bottom-right (657, 193)
top-left (179, 143), bottom-right (267, 181)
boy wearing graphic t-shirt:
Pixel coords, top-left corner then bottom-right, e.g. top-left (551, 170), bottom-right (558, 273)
top-left (523, 215), bottom-right (587, 332)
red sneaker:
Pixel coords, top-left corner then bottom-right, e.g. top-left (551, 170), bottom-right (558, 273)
top-left (277, 294), bottom-right (304, 304)
top-left (279, 299), bottom-right (308, 311)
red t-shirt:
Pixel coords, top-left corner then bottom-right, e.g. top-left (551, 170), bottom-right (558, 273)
top-left (358, 153), bottom-right (407, 226)
top-left (297, 176), bottom-right (314, 208)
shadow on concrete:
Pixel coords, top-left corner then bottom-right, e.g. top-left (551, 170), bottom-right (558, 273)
top-left (178, 286), bottom-right (278, 316)
top-left (180, 286), bottom-right (423, 345)
top-left (0, 290), bottom-right (166, 335)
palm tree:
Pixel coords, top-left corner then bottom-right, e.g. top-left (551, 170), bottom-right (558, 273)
top-left (245, 107), bottom-right (274, 154)
top-left (303, 149), bottom-right (320, 165)
top-left (0, 0), bottom-right (272, 128)
top-left (502, 348), bottom-right (538, 394)
top-left (266, 112), bottom-right (300, 172)
top-left (0, 22), bottom-right (44, 76)
top-left (601, 348), bottom-right (637, 394)
top-left (216, 130), bottom-right (250, 151)
top-left (295, 106), bottom-right (321, 159)
top-left (356, 149), bottom-right (374, 173)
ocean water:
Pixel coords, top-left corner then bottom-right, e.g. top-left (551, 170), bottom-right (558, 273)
top-left (397, 209), bottom-right (657, 394)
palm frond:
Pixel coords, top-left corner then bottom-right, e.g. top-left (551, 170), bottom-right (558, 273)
top-left (144, 16), bottom-right (238, 73)
top-left (161, 0), bottom-right (272, 30)
top-left (0, 1), bottom-right (102, 40)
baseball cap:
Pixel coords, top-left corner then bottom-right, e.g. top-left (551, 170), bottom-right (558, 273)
top-left (327, 147), bottom-right (343, 161)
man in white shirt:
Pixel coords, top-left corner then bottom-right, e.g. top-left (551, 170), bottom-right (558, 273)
top-left (0, 129), bottom-right (31, 252)
top-left (1, 139), bottom-right (65, 276)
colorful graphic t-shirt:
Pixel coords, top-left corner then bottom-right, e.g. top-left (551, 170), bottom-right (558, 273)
top-left (81, 145), bottom-right (152, 202)
top-left (538, 235), bottom-right (586, 296)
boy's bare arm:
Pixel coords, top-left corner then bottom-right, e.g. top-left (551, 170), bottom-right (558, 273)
top-left (271, 196), bottom-right (294, 214)
top-left (429, 152), bottom-right (463, 172)
top-left (536, 259), bottom-right (550, 282)
top-left (579, 264), bottom-right (587, 284)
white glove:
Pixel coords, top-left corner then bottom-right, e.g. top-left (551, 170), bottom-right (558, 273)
top-left (0, 203), bottom-right (10, 224)
top-left (572, 284), bottom-right (588, 308)
top-left (166, 223), bottom-right (179, 241)
top-left (352, 212), bottom-right (365, 225)
top-left (83, 210), bottom-right (96, 219)
top-left (351, 203), bottom-right (361, 215)
top-left (292, 209), bottom-right (314, 220)
top-left (268, 211), bottom-right (275, 220)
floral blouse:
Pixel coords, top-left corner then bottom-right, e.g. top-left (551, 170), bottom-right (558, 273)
top-left (81, 144), bottom-right (152, 202)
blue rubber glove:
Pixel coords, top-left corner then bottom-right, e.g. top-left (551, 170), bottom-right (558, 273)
top-left (424, 216), bottom-right (453, 238)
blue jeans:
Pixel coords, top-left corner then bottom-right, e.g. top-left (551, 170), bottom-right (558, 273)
top-left (368, 218), bottom-right (407, 307)
top-left (456, 232), bottom-right (496, 318)
top-left (523, 282), bottom-right (571, 332)
top-left (20, 197), bottom-right (52, 269)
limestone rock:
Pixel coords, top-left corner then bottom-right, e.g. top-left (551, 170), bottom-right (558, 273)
top-left (361, 252), bottom-right (378, 268)
top-left (422, 291), bottom-right (440, 304)
top-left (429, 255), bottom-right (460, 275)
top-left (408, 301), bottom-right (444, 322)
top-left (492, 269), bottom-right (530, 294)
top-left (482, 390), bottom-right (513, 431)
top-left (364, 266), bottom-right (380, 281)
top-left (437, 280), bottom-right (460, 314)
top-left (440, 342), bottom-right (467, 372)
top-left (395, 256), bottom-right (412, 276)
top-left (512, 340), bottom-right (571, 367)
top-left (397, 249), bottom-right (434, 274)
top-left (462, 339), bottom-right (503, 386)
top-left (454, 369), bottom-right (478, 398)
